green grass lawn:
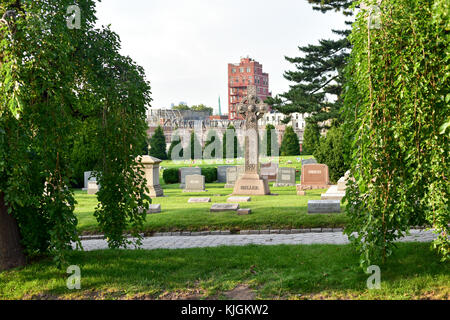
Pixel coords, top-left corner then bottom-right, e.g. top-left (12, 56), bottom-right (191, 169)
top-left (1, 243), bottom-right (448, 300)
top-left (75, 183), bottom-right (349, 234)
top-left (75, 155), bottom-right (350, 234)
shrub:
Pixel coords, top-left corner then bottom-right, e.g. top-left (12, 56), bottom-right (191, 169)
top-left (201, 167), bottom-right (217, 183)
top-left (280, 126), bottom-right (300, 156)
top-left (168, 132), bottom-right (183, 160)
top-left (313, 126), bottom-right (349, 183)
top-left (149, 125), bottom-right (168, 160)
top-left (302, 122), bottom-right (320, 155)
top-left (162, 168), bottom-right (179, 184)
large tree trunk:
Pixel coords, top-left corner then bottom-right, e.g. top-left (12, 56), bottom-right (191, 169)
top-left (0, 192), bottom-right (26, 271)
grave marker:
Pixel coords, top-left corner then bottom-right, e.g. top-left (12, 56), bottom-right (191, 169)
top-left (274, 167), bottom-right (296, 187)
top-left (210, 203), bottom-right (240, 212)
top-left (232, 86), bottom-right (270, 195)
top-left (179, 167), bottom-right (201, 188)
top-left (184, 174), bottom-right (206, 192)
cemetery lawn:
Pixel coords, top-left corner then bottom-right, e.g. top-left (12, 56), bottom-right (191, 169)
top-left (75, 183), bottom-right (349, 234)
top-left (1, 242), bottom-right (448, 300)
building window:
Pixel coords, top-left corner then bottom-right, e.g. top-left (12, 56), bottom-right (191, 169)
top-left (232, 68), bottom-right (236, 73)
top-left (247, 67), bottom-right (251, 72)
top-left (240, 68), bottom-right (244, 73)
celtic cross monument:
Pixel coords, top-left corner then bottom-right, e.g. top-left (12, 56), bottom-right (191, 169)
top-left (232, 86), bottom-right (270, 195)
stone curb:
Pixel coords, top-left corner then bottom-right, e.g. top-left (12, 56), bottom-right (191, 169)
top-left (79, 226), bottom-right (432, 240)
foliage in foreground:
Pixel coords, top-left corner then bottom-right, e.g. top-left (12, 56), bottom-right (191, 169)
top-left (0, 0), bottom-right (151, 267)
top-left (343, 0), bottom-right (449, 266)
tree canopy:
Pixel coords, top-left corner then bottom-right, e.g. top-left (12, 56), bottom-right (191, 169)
top-left (267, 0), bottom-right (354, 125)
top-left (0, 0), bottom-right (152, 270)
top-left (343, 0), bottom-right (449, 265)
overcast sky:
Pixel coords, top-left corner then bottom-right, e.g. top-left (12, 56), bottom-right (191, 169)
top-left (95, 0), bottom-right (349, 114)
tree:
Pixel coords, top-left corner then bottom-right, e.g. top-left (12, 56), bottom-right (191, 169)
top-left (280, 126), bottom-right (300, 156)
top-left (222, 125), bottom-right (239, 159)
top-left (343, 0), bottom-right (449, 265)
top-left (266, 0), bottom-right (354, 124)
top-left (172, 103), bottom-right (190, 111)
top-left (191, 104), bottom-right (213, 115)
top-left (149, 126), bottom-right (168, 160)
top-left (172, 103), bottom-right (213, 115)
top-left (313, 125), bottom-right (349, 183)
top-left (203, 129), bottom-right (221, 159)
top-left (302, 122), bottom-right (321, 155)
top-left (0, 0), bottom-right (151, 269)
top-left (261, 124), bottom-right (279, 156)
top-left (190, 131), bottom-right (202, 160)
top-left (69, 122), bottom-right (102, 188)
top-left (168, 131), bottom-right (183, 160)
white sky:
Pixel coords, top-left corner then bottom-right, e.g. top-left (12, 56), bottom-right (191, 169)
top-left (95, 0), bottom-right (349, 114)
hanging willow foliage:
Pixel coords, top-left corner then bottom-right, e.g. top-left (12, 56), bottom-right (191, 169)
top-left (343, 0), bottom-right (449, 266)
top-left (0, 0), bottom-right (151, 267)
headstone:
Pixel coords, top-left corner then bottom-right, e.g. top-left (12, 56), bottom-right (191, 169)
top-left (237, 208), bottom-right (251, 215)
top-left (136, 155), bottom-right (164, 197)
top-left (274, 167), bottom-right (296, 187)
top-left (337, 170), bottom-right (351, 191)
top-left (183, 174), bottom-right (206, 192)
top-left (83, 171), bottom-right (96, 191)
top-left (298, 163), bottom-right (330, 191)
top-left (301, 158), bottom-right (317, 166)
top-left (227, 196), bottom-right (251, 202)
top-left (210, 203), bottom-right (240, 212)
top-left (87, 181), bottom-right (99, 195)
top-left (139, 204), bottom-right (161, 214)
top-left (308, 200), bottom-right (341, 214)
top-left (224, 166), bottom-right (244, 188)
top-left (296, 184), bottom-right (306, 196)
top-left (321, 185), bottom-right (345, 201)
top-left (260, 162), bottom-right (278, 182)
top-left (232, 85), bottom-right (270, 195)
top-left (179, 167), bottom-right (201, 188)
top-left (188, 197), bottom-right (211, 203)
top-left (217, 166), bottom-right (235, 183)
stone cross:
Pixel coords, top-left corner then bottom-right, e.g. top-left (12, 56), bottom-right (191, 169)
top-left (236, 86), bottom-right (269, 175)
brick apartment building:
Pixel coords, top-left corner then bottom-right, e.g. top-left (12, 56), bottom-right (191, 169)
top-left (228, 57), bottom-right (272, 120)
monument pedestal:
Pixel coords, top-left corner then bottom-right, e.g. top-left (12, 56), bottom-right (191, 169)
top-left (232, 173), bottom-right (270, 196)
top-left (148, 184), bottom-right (164, 197)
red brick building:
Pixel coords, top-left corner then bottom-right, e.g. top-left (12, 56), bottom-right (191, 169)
top-left (228, 57), bottom-right (271, 120)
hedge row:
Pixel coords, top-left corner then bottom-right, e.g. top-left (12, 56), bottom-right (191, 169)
top-left (162, 167), bottom-right (218, 184)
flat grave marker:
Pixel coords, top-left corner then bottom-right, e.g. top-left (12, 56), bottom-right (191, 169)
top-left (188, 197), bottom-right (211, 203)
top-left (307, 200), bottom-right (341, 214)
top-left (210, 203), bottom-right (240, 212)
top-left (227, 196), bottom-right (251, 202)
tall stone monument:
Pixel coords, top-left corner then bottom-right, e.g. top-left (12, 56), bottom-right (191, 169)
top-left (137, 155), bottom-right (164, 198)
top-left (233, 86), bottom-right (270, 195)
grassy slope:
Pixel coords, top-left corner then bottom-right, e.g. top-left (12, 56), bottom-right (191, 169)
top-left (0, 243), bottom-right (448, 300)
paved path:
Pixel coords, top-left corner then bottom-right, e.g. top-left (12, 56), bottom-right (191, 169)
top-left (77, 229), bottom-right (437, 251)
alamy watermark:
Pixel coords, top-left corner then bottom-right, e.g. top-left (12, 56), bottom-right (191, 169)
top-left (167, 126), bottom-right (280, 165)
top-left (366, 265), bottom-right (381, 289)
top-left (66, 5), bottom-right (81, 29)
top-left (67, 265), bottom-right (81, 290)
